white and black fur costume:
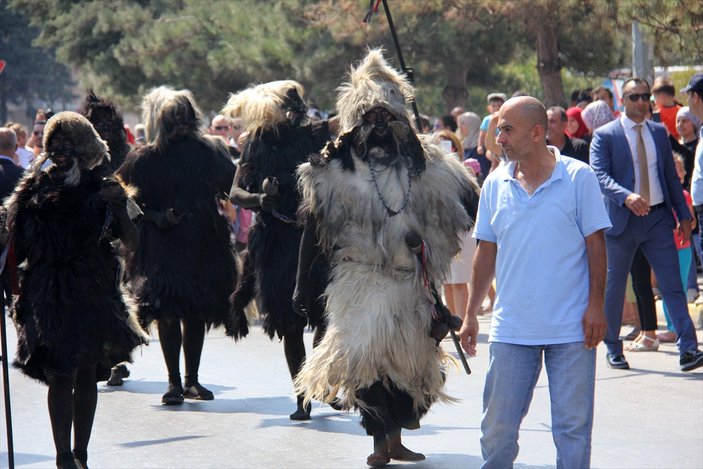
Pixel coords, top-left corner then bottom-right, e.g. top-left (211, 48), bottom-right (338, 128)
top-left (294, 50), bottom-right (479, 436)
top-left (8, 112), bottom-right (148, 384)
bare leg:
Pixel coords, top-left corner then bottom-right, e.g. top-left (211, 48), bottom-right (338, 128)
top-left (450, 283), bottom-right (468, 320)
top-left (444, 284), bottom-right (456, 317)
top-left (73, 364), bottom-right (97, 468)
top-left (388, 428), bottom-right (425, 461)
top-left (48, 372), bottom-right (78, 468)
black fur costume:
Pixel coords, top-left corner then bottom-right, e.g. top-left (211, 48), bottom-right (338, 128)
top-left (82, 90), bottom-right (131, 172)
top-left (8, 141), bottom-right (146, 385)
top-left (230, 120), bottom-right (330, 339)
top-left (117, 136), bottom-right (237, 329)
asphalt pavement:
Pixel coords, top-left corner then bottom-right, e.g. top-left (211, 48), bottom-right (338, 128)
top-left (1, 304), bottom-right (702, 469)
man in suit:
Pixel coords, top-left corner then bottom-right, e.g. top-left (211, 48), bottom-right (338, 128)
top-left (591, 78), bottom-right (703, 372)
top-left (0, 128), bottom-right (23, 200)
top-left (0, 127), bottom-right (25, 310)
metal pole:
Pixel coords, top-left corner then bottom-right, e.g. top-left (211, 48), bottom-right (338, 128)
top-left (380, 0), bottom-right (423, 131)
top-left (1, 296), bottom-right (15, 469)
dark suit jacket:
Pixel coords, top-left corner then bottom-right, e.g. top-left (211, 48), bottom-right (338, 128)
top-left (0, 156), bottom-right (24, 300)
top-left (590, 119), bottom-right (690, 236)
top-left (0, 157), bottom-right (24, 202)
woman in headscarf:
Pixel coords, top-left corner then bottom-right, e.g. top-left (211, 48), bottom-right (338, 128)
top-left (566, 106), bottom-right (589, 141)
top-left (581, 100), bottom-right (616, 137)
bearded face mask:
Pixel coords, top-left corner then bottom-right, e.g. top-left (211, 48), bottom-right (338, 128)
top-left (282, 87), bottom-right (308, 127)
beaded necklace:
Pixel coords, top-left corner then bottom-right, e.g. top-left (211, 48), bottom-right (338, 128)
top-left (368, 161), bottom-right (412, 217)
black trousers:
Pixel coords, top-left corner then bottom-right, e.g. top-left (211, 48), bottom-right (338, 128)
top-left (356, 379), bottom-right (425, 435)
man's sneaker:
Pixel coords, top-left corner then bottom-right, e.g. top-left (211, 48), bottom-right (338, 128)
top-left (606, 353), bottom-right (630, 370)
top-left (686, 289), bottom-right (699, 304)
top-left (680, 350), bottom-right (703, 372)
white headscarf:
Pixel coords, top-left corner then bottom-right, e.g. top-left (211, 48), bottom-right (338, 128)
top-left (457, 112), bottom-right (481, 150)
top-left (581, 100), bottom-right (615, 132)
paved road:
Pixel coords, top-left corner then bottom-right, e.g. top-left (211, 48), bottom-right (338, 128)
top-left (1, 308), bottom-right (702, 469)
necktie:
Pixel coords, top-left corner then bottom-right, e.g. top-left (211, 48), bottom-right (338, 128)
top-left (635, 124), bottom-right (650, 202)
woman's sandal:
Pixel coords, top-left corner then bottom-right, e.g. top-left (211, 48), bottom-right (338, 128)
top-left (657, 330), bottom-right (677, 343)
top-left (625, 335), bottom-right (660, 352)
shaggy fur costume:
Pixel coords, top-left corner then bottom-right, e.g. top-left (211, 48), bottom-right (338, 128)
top-left (7, 112), bottom-right (148, 384)
top-left (117, 135), bottom-right (237, 329)
top-left (294, 50), bottom-right (478, 434)
top-left (223, 81), bottom-right (331, 339)
top-left (82, 89), bottom-right (131, 172)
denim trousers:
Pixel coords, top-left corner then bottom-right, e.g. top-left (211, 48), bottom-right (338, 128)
top-left (481, 341), bottom-right (596, 469)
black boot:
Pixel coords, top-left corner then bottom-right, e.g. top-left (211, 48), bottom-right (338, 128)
top-left (72, 449), bottom-right (89, 469)
top-left (56, 452), bottom-right (79, 469)
top-left (289, 395), bottom-right (311, 420)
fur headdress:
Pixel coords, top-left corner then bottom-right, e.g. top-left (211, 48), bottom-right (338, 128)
top-left (336, 49), bottom-right (414, 134)
top-left (141, 86), bottom-right (203, 151)
top-left (83, 89), bottom-right (124, 128)
top-left (221, 80), bottom-right (306, 135)
top-left (42, 111), bottom-right (109, 170)
top-left (82, 89), bottom-right (130, 169)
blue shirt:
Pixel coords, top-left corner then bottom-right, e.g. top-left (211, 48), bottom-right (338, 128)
top-left (690, 128), bottom-right (703, 206)
top-left (473, 147), bottom-right (612, 345)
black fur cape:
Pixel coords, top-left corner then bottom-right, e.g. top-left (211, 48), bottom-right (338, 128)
top-left (231, 121), bottom-right (330, 339)
top-left (117, 135), bottom-right (237, 328)
top-left (8, 167), bottom-right (147, 384)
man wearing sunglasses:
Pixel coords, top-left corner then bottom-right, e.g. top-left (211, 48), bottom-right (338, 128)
top-left (591, 77), bottom-right (703, 372)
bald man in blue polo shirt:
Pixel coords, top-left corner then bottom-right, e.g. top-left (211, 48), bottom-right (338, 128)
top-left (459, 96), bottom-right (611, 469)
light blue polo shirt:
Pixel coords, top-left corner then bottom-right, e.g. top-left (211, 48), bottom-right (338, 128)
top-left (474, 147), bottom-right (612, 345)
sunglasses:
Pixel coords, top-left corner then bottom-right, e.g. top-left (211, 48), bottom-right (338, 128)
top-left (624, 93), bottom-right (652, 102)
top-left (213, 126), bottom-right (230, 131)
top-left (33, 130), bottom-right (43, 136)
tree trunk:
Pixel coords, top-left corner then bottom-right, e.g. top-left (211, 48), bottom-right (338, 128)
top-left (535, 4), bottom-right (566, 108)
top-left (441, 65), bottom-right (469, 113)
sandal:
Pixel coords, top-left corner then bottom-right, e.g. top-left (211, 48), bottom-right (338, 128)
top-left (625, 335), bottom-right (659, 352)
top-left (623, 327), bottom-right (641, 341)
top-left (366, 452), bottom-right (390, 467)
top-left (161, 383), bottom-right (185, 405)
top-left (183, 383), bottom-right (214, 401)
top-left (657, 330), bottom-right (677, 343)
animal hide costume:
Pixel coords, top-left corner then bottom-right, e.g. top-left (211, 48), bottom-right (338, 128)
top-left (117, 106), bottom-right (237, 330)
top-left (7, 112), bottom-right (148, 385)
top-left (82, 89), bottom-right (131, 172)
top-left (222, 81), bottom-right (331, 339)
top-left (294, 50), bottom-right (478, 448)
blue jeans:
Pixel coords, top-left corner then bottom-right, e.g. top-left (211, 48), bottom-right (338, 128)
top-left (481, 342), bottom-right (595, 469)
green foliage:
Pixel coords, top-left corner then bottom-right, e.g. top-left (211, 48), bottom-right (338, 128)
top-left (0, 0), bottom-right (74, 123)
top-left (620, 0), bottom-right (703, 64)
top-left (7, 0), bottom-right (701, 119)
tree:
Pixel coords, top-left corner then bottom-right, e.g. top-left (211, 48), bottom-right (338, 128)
top-left (619, 0), bottom-right (703, 65)
top-left (499, 0), bottom-right (627, 107)
top-left (302, 0), bottom-right (517, 113)
top-left (0, 0), bottom-right (74, 124)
